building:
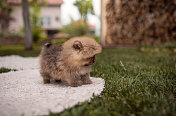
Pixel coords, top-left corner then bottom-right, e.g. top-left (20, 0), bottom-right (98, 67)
top-left (7, 0), bottom-right (63, 35)
top-left (87, 22), bottom-right (95, 35)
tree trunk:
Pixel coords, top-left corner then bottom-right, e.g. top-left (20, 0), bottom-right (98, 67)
top-left (22, 0), bottom-right (33, 50)
top-left (104, 0), bottom-right (176, 46)
top-left (1, 20), bottom-right (9, 34)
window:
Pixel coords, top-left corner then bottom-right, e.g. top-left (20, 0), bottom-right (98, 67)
top-left (55, 16), bottom-right (60, 21)
top-left (41, 17), bottom-right (51, 26)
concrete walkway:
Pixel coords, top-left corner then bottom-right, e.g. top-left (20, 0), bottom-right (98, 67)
top-left (0, 56), bottom-right (105, 116)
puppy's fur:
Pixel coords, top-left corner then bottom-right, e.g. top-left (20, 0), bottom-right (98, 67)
top-left (40, 36), bottom-right (102, 87)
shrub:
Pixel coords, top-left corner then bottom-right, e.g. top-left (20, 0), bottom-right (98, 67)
top-left (87, 35), bottom-right (99, 42)
top-left (0, 30), bottom-right (24, 38)
top-left (52, 38), bottom-right (67, 44)
top-left (7, 32), bottom-right (24, 38)
top-left (158, 42), bottom-right (176, 50)
top-left (60, 20), bottom-right (88, 37)
top-left (0, 31), bottom-right (4, 37)
top-left (32, 26), bottom-right (46, 43)
top-left (21, 26), bottom-right (46, 43)
top-left (30, 0), bottom-right (47, 43)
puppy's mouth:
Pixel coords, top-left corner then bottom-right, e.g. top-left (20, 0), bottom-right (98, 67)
top-left (84, 64), bottom-right (90, 66)
top-left (84, 55), bottom-right (96, 66)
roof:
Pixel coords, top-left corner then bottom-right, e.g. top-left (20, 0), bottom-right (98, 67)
top-left (87, 22), bottom-right (95, 30)
top-left (53, 32), bottom-right (70, 39)
top-left (7, 0), bottom-right (63, 6)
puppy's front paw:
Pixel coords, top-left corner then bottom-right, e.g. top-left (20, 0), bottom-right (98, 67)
top-left (82, 79), bottom-right (92, 85)
top-left (55, 79), bottom-right (61, 83)
top-left (70, 81), bottom-right (82, 87)
top-left (43, 79), bottom-right (50, 84)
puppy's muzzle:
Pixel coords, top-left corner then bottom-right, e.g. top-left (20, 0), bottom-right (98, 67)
top-left (92, 55), bottom-right (95, 63)
top-left (84, 55), bottom-right (96, 66)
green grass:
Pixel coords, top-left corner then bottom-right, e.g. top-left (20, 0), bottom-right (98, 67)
top-left (53, 48), bottom-right (176, 116)
top-left (0, 45), bottom-right (41, 57)
top-left (0, 45), bottom-right (176, 116)
top-left (0, 67), bottom-right (17, 73)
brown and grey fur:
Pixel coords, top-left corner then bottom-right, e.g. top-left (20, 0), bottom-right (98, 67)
top-left (39, 36), bottom-right (102, 87)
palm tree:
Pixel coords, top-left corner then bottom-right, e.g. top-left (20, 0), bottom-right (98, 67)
top-left (74, 0), bottom-right (94, 21)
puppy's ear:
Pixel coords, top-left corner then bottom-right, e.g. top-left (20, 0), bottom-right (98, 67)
top-left (73, 41), bottom-right (83, 50)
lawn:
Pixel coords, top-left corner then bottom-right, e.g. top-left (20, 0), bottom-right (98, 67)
top-left (0, 45), bottom-right (41, 57)
top-left (0, 45), bottom-right (176, 116)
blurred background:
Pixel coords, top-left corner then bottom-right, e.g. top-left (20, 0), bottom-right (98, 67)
top-left (0, 0), bottom-right (101, 52)
top-left (0, 0), bottom-right (176, 54)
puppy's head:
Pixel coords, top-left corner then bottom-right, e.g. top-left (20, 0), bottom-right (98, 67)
top-left (62, 36), bottom-right (102, 67)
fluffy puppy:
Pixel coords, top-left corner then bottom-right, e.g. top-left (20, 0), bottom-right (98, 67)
top-left (40, 36), bottom-right (102, 87)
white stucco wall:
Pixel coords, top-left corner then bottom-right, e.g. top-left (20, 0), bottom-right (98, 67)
top-left (9, 5), bottom-right (62, 32)
top-left (40, 6), bottom-right (61, 30)
top-left (9, 6), bottom-right (23, 32)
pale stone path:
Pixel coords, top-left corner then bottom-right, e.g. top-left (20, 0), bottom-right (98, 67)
top-left (0, 56), bottom-right (105, 116)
